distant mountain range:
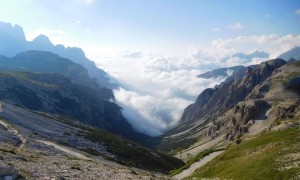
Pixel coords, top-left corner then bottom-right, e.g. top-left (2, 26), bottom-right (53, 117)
top-left (197, 65), bottom-right (244, 79)
top-left (0, 21), bottom-right (118, 89)
top-left (198, 47), bottom-right (300, 80)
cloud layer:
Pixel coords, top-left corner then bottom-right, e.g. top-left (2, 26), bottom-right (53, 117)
top-left (92, 34), bottom-right (300, 136)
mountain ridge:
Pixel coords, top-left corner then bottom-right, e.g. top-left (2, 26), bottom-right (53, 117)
top-left (0, 21), bottom-right (118, 89)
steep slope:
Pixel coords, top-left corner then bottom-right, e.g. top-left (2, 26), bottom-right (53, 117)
top-left (0, 21), bottom-right (117, 89)
top-left (158, 59), bottom-right (288, 152)
top-left (0, 101), bottom-right (184, 179)
top-left (208, 60), bottom-right (300, 141)
top-left (182, 59), bottom-right (286, 125)
top-left (0, 71), bottom-right (154, 146)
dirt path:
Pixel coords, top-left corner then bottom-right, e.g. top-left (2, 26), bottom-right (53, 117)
top-left (0, 118), bottom-right (27, 149)
top-left (173, 151), bottom-right (224, 179)
top-left (36, 140), bottom-right (92, 161)
top-left (176, 135), bottom-right (225, 161)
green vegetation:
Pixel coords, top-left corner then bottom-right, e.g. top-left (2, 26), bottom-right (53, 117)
top-left (169, 148), bottom-right (224, 176)
top-left (83, 128), bottom-right (184, 173)
top-left (188, 127), bottom-right (300, 180)
top-left (287, 72), bottom-right (300, 79)
top-left (0, 71), bottom-right (58, 89)
top-left (158, 137), bottom-right (198, 154)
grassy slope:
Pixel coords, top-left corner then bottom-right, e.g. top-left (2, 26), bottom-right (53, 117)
top-left (188, 127), bottom-right (300, 179)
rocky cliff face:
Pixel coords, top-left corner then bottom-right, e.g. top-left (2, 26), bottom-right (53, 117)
top-left (209, 60), bottom-right (300, 141)
top-left (159, 59), bottom-right (299, 152)
top-left (180, 59), bottom-right (286, 125)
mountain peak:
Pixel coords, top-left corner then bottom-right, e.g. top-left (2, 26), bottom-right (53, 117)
top-left (32, 34), bottom-right (53, 46)
top-left (0, 22), bottom-right (26, 40)
top-left (0, 21), bottom-right (27, 57)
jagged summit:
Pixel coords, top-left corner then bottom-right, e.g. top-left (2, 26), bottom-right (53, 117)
top-left (0, 22), bottom-right (26, 41)
top-left (0, 22), bottom-right (27, 57)
top-left (32, 34), bottom-right (53, 46)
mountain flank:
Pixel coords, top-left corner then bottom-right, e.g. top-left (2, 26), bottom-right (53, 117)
top-left (0, 101), bottom-right (184, 179)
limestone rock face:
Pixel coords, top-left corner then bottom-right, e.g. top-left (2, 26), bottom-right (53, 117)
top-left (180, 59), bottom-right (286, 125)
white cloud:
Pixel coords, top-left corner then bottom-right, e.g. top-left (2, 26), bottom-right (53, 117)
top-left (265, 14), bottom-right (271, 18)
top-left (208, 34), bottom-right (300, 59)
top-left (122, 52), bottom-right (143, 58)
top-left (227, 22), bottom-right (244, 30)
top-left (26, 28), bottom-right (65, 45)
top-left (114, 88), bottom-right (192, 136)
top-left (75, 20), bottom-right (82, 24)
top-left (295, 9), bottom-right (300, 14)
top-left (91, 33), bottom-right (300, 137)
top-left (83, 0), bottom-right (95, 5)
top-left (212, 27), bottom-right (221, 32)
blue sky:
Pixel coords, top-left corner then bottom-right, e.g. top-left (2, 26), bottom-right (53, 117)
top-left (0, 0), bottom-right (299, 54)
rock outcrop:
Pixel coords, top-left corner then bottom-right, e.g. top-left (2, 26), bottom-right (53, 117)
top-left (159, 59), bottom-right (299, 152)
top-left (180, 59), bottom-right (286, 125)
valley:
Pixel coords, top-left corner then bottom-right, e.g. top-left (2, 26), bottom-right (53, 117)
top-left (0, 10), bottom-right (299, 179)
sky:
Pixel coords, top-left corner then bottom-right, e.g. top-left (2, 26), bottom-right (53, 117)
top-left (0, 0), bottom-right (300, 136)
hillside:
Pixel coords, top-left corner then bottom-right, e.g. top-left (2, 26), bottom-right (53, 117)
top-left (187, 126), bottom-right (300, 179)
top-left (0, 101), bottom-right (184, 179)
top-left (158, 59), bottom-right (300, 166)
top-left (162, 59), bottom-right (300, 179)
top-left (0, 71), bottom-right (156, 146)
